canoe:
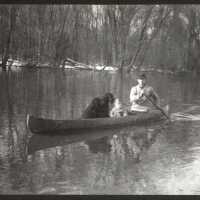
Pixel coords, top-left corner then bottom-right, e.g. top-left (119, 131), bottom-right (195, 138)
top-left (27, 105), bottom-right (169, 134)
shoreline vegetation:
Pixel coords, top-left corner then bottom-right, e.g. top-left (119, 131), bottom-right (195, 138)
top-left (1, 5), bottom-right (200, 75)
top-left (0, 57), bottom-right (193, 75)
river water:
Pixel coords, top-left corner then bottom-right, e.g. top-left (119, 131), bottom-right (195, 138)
top-left (1, 68), bottom-right (200, 194)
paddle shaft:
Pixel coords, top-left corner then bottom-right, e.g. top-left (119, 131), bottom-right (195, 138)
top-left (143, 94), bottom-right (170, 120)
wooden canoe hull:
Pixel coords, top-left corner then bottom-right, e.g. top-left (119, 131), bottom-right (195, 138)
top-left (27, 106), bottom-right (169, 134)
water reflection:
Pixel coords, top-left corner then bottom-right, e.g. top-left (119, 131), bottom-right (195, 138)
top-left (85, 126), bottom-right (161, 157)
top-left (1, 69), bottom-right (200, 194)
top-left (85, 137), bottom-right (112, 154)
top-left (26, 125), bottom-right (164, 194)
top-left (83, 125), bottom-right (163, 164)
top-left (27, 128), bottom-right (118, 154)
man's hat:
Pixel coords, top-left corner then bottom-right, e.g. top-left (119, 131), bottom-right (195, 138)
top-left (137, 73), bottom-right (147, 80)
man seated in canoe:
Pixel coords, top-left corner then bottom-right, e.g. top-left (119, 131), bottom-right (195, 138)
top-left (129, 73), bottom-right (160, 112)
top-left (82, 92), bottom-right (115, 118)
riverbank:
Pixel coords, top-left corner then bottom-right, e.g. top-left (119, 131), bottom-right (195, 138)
top-left (0, 58), bottom-right (193, 75)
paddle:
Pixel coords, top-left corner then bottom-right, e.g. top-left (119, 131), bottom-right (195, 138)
top-left (142, 93), bottom-right (170, 121)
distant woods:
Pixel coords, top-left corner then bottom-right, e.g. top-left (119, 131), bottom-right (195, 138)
top-left (1, 5), bottom-right (200, 72)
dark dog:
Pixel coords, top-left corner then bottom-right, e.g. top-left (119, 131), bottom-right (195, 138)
top-left (82, 97), bottom-right (101, 118)
top-left (82, 93), bottom-right (115, 118)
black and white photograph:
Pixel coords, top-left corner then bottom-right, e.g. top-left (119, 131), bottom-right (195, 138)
top-left (0, 3), bottom-right (200, 195)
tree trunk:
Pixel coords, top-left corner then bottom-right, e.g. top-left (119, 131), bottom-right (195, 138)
top-left (107, 6), bottom-right (118, 66)
top-left (138, 7), bottom-right (170, 67)
top-left (128, 6), bottom-right (154, 72)
top-left (2, 6), bottom-right (17, 70)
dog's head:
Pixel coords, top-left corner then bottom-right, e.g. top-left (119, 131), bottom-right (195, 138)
top-left (102, 93), bottom-right (115, 105)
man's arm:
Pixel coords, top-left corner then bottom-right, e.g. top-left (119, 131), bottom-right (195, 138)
top-left (147, 87), bottom-right (160, 106)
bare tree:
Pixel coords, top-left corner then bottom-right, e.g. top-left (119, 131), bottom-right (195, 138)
top-left (2, 5), bottom-right (18, 69)
top-left (128, 5), bottom-right (154, 72)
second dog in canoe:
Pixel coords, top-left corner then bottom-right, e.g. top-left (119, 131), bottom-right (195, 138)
top-left (82, 93), bottom-right (115, 118)
top-left (109, 98), bottom-right (128, 117)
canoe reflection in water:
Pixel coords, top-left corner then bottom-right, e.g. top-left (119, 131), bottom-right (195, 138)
top-left (28, 124), bottom-right (164, 162)
top-left (84, 126), bottom-right (162, 162)
top-left (85, 137), bottom-right (112, 154)
top-left (28, 128), bottom-right (118, 154)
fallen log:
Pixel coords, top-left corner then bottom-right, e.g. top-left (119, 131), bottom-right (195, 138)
top-left (63, 58), bottom-right (91, 69)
